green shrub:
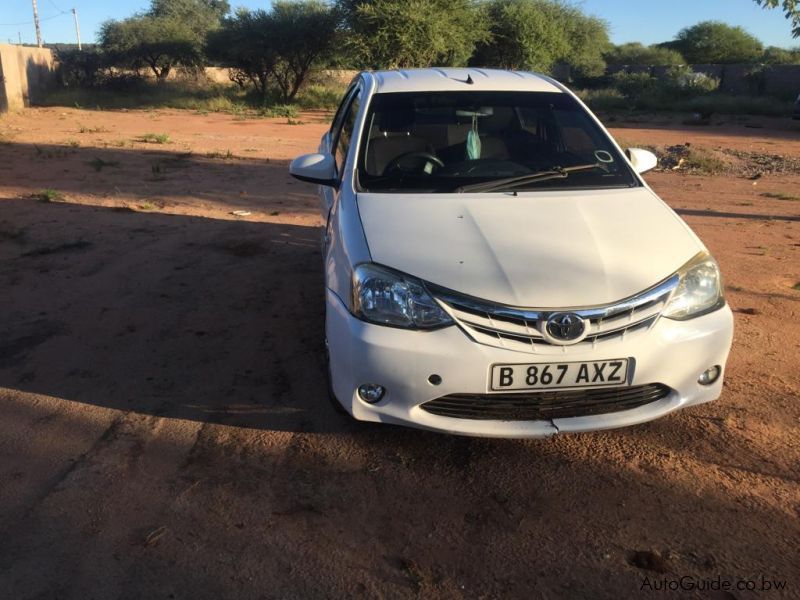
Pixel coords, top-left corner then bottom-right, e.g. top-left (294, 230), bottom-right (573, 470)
top-left (663, 65), bottom-right (720, 96)
top-left (611, 71), bottom-right (658, 98)
top-left (260, 104), bottom-right (299, 118)
top-left (56, 47), bottom-right (111, 87)
top-left (295, 83), bottom-right (346, 110)
top-left (576, 88), bottom-right (630, 111)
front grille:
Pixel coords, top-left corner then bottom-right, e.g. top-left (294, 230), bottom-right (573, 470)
top-left (420, 384), bottom-right (672, 421)
top-left (432, 275), bottom-right (679, 355)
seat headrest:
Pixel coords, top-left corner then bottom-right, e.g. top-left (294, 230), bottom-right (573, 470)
top-left (377, 109), bottom-right (415, 133)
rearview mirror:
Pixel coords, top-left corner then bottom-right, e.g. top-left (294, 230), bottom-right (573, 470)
top-left (289, 153), bottom-right (337, 187)
top-left (626, 148), bottom-right (658, 174)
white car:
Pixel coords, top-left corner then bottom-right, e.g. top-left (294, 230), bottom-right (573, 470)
top-left (289, 68), bottom-right (733, 438)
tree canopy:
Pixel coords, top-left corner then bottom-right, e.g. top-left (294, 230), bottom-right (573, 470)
top-left (761, 45), bottom-right (800, 63)
top-left (336, 0), bottom-right (490, 69)
top-left (604, 42), bottom-right (685, 66)
top-left (664, 21), bottom-right (763, 63)
top-left (100, 0), bottom-right (229, 79)
top-left (100, 16), bottom-right (202, 79)
top-left (149, 0), bottom-right (230, 35)
top-left (470, 0), bottom-right (609, 78)
top-left (208, 1), bottom-right (338, 102)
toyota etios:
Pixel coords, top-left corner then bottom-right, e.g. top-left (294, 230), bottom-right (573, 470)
top-left (289, 68), bottom-right (733, 438)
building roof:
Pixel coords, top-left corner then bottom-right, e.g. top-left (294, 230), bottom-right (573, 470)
top-left (368, 68), bottom-right (563, 94)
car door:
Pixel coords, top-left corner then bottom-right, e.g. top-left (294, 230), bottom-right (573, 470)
top-left (319, 84), bottom-right (360, 219)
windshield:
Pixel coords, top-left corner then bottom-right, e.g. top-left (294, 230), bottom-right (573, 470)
top-left (357, 91), bottom-right (638, 193)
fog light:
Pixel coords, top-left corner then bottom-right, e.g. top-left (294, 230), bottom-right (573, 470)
top-left (698, 366), bottom-right (721, 385)
top-left (357, 383), bottom-right (385, 403)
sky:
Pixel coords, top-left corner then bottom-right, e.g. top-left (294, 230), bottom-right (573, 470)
top-left (0, 0), bottom-right (797, 48)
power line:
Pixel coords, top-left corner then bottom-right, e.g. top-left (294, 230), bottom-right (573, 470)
top-left (0, 12), bottom-right (66, 27)
top-left (47, 0), bottom-right (69, 15)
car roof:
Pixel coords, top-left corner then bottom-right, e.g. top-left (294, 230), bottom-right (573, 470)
top-left (366, 68), bottom-right (564, 94)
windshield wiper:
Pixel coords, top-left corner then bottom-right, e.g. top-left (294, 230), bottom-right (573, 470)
top-left (455, 163), bottom-right (604, 193)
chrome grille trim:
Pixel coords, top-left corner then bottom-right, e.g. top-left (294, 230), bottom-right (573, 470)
top-left (431, 274), bottom-right (679, 352)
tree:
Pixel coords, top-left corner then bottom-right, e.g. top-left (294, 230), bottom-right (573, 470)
top-left (761, 45), bottom-right (800, 63)
top-left (268, 1), bottom-right (340, 101)
top-left (100, 16), bottom-right (202, 80)
top-left (471, 0), bottom-right (609, 78)
top-left (208, 1), bottom-right (338, 103)
top-left (558, 4), bottom-right (610, 78)
top-left (337, 0), bottom-right (489, 69)
top-left (207, 9), bottom-right (276, 100)
top-left (99, 0), bottom-right (229, 80)
top-left (150, 0), bottom-right (229, 20)
top-left (665, 21), bottom-right (763, 63)
top-left (604, 42), bottom-right (685, 66)
top-left (56, 47), bottom-right (110, 87)
top-left (753, 0), bottom-right (800, 37)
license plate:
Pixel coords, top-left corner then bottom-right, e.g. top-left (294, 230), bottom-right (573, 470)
top-left (490, 359), bottom-right (629, 391)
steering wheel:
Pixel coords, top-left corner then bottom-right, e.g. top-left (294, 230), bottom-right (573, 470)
top-left (384, 151), bottom-right (445, 176)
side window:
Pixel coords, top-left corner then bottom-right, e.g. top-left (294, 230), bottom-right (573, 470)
top-left (333, 88), bottom-right (361, 177)
top-left (329, 86), bottom-right (356, 140)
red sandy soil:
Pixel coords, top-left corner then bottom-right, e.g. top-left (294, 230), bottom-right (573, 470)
top-left (0, 108), bottom-right (798, 599)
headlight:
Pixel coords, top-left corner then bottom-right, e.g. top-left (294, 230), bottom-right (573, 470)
top-left (663, 252), bottom-right (725, 320)
top-left (351, 263), bottom-right (453, 329)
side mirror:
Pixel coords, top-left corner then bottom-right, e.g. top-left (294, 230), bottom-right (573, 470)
top-left (626, 148), bottom-right (658, 174)
top-left (289, 152), bottom-right (337, 187)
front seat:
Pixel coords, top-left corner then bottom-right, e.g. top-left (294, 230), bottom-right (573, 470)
top-left (366, 109), bottom-right (433, 175)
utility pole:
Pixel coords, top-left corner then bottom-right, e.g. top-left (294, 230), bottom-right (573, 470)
top-left (31, 0), bottom-right (43, 48)
top-left (72, 8), bottom-right (81, 50)
top-left (18, 31), bottom-right (23, 45)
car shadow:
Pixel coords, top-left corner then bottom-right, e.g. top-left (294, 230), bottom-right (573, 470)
top-left (0, 196), bottom-right (362, 434)
top-left (675, 208), bottom-right (800, 222)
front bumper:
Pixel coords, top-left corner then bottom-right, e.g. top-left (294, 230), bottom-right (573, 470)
top-left (326, 289), bottom-right (734, 438)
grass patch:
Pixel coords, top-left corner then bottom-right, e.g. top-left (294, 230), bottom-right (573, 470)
top-left (137, 202), bottom-right (157, 211)
top-left (41, 81), bottom-right (244, 112)
top-left (260, 104), bottom-right (299, 119)
top-left (682, 147), bottom-right (727, 174)
top-left (34, 189), bottom-right (64, 203)
top-left (34, 145), bottom-right (70, 159)
top-left (88, 157), bottom-right (121, 172)
top-left (295, 83), bottom-right (347, 110)
top-left (761, 192), bottom-right (800, 201)
top-left (793, 283), bottom-right (800, 291)
top-left (38, 79), bottom-right (342, 116)
top-left (150, 154), bottom-right (191, 177)
top-left (206, 149), bottom-right (234, 160)
top-left (78, 125), bottom-right (107, 134)
top-left (137, 132), bottom-right (170, 144)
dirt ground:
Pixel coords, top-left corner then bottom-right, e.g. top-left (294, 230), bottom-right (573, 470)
top-left (0, 107), bottom-right (798, 600)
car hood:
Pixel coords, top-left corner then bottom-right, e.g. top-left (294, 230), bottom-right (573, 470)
top-left (357, 187), bottom-right (703, 307)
